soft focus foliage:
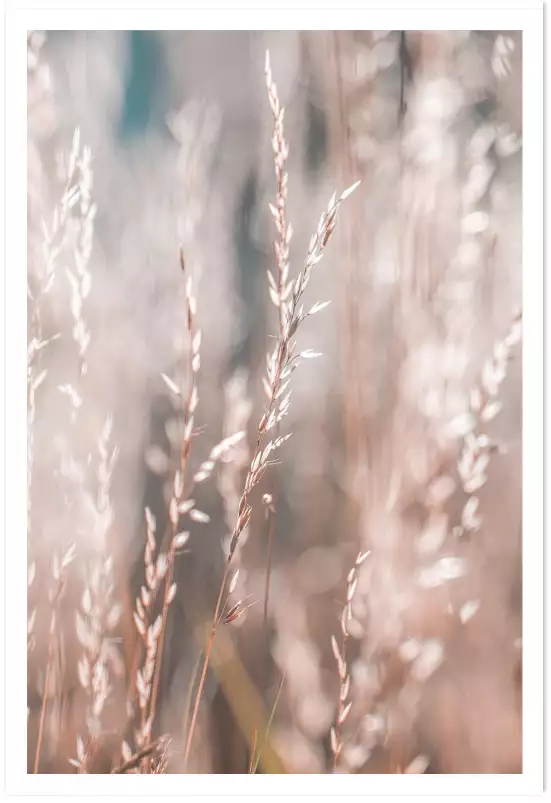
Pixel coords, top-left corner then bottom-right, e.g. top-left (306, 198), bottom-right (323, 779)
top-left (28, 30), bottom-right (522, 774)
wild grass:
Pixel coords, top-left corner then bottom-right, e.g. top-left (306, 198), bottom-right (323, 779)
top-left (27, 31), bottom-right (523, 774)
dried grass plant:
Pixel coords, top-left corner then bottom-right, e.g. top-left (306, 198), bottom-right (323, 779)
top-left (27, 31), bottom-right (523, 775)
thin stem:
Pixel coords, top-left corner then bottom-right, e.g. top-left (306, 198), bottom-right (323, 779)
top-left (33, 621), bottom-right (56, 774)
top-left (257, 497), bottom-right (277, 755)
top-left (183, 560), bottom-right (231, 768)
top-left (330, 32), bottom-right (368, 490)
top-left (263, 501), bottom-right (276, 632)
top-left (250, 672), bottom-right (285, 775)
top-left (248, 729), bottom-right (259, 774)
